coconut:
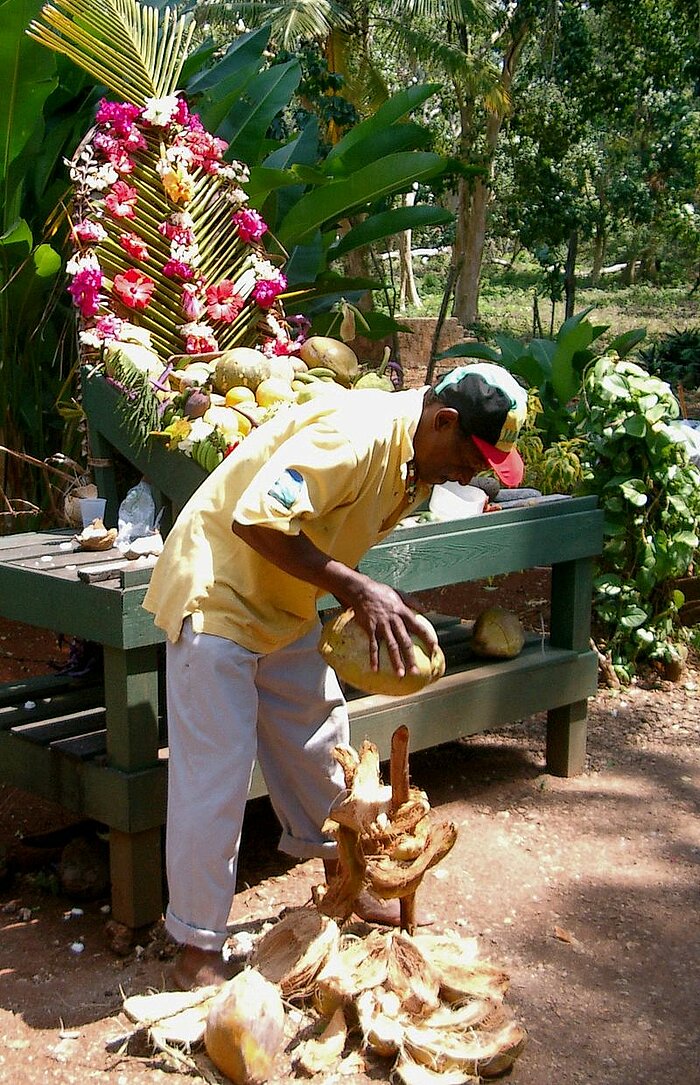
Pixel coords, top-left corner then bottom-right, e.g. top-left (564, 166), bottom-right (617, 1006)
top-left (73, 519), bottom-right (118, 551)
top-left (471, 606), bottom-right (525, 659)
top-left (411, 932), bottom-right (511, 1004)
top-left (204, 968), bottom-right (285, 1085)
top-left (318, 609), bottom-right (445, 697)
top-left (249, 906), bottom-right (340, 1000)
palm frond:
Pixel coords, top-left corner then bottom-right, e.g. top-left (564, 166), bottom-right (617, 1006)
top-left (28, 0), bottom-right (195, 104)
top-left (197, 0), bottom-right (355, 48)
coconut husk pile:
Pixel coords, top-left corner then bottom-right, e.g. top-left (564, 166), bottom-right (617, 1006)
top-left (117, 730), bottom-right (527, 1082)
top-left (120, 908), bottom-right (525, 1082)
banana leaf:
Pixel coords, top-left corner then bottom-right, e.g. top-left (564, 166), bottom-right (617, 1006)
top-left (278, 152), bottom-right (445, 246)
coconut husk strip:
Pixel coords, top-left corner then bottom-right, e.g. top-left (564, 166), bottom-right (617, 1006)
top-left (394, 1051), bottom-right (480, 1085)
top-left (333, 743), bottom-right (361, 788)
top-left (249, 906), bottom-right (339, 999)
top-left (385, 931), bottom-right (441, 1016)
top-left (314, 929), bottom-right (389, 1013)
top-left (122, 986), bottom-right (220, 1047)
top-left (365, 818), bottom-right (457, 900)
top-left (410, 932), bottom-right (510, 1003)
top-left (421, 997), bottom-right (500, 1032)
top-left (327, 741), bottom-right (394, 834)
top-left (355, 988), bottom-right (404, 1057)
top-left (294, 1006), bottom-right (347, 1075)
top-left (315, 825), bottom-right (367, 922)
top-left (403, 1018), bottom-right (527, 1077)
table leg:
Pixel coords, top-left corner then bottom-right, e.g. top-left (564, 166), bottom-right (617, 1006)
top-left (103, 643), bottom-right (164, 927)
top-left (546, 699), bottom-right (588, 776)
top-left (109, 826), bottom-right (164, 929)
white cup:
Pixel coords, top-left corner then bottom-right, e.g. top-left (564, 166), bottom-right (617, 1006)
top-left (79, 497), bottom-right (107, 528)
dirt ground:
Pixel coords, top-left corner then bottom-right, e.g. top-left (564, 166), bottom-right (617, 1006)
top-left (1, 574), bottom-right (699, 1085)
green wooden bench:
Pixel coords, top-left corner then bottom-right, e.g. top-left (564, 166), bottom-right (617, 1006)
top-left (0, 487), bottom-right (602, 929)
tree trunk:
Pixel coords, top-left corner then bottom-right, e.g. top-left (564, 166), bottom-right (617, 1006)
top-left (564, 229), bottom-right (578, 319)
top-left (590, 225), bottom-right (606, 286)
top-left (451, 14), bottom-right (533, 326)
top-left (398, 192), bottom-right (422, 310)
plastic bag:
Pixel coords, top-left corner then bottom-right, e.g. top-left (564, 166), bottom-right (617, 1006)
top-left (116, 479), bottom-right (157, 550)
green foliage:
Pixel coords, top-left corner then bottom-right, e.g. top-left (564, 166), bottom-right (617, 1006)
top-left (575, 356), bottom-right (700, 682)
top-left (638, 327), bottom-right (700, 392)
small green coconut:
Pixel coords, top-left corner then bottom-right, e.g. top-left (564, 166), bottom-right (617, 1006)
top-left (471, 607), bottom-right (525, 659)
top-left (319, 610), bottom-right (445, 696)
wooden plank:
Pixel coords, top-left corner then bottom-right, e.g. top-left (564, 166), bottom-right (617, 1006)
top-left (10, 707), bottom-right (105, 745)
top-left (103, 644), bottom-right (160, 769)
top-left (0, 671), bottom-right (101, 708)
top-left (245, 643), bottom-right (598, 800)
top-left (50, 730), bottom-right (107, 760)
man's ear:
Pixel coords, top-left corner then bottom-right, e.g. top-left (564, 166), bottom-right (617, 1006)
top-left (433, 406), bottom-right (461, 432)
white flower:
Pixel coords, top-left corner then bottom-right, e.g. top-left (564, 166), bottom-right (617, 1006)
top-left (171, 241), bottom-right (200, 267)
top-left (143, 95), bottom-right (180, 127)
top-left (79, 329), bottom-right (101, 348)
top-left (683, 203), bottom-right (696, 216)
top-left (179, 320), bottom-right (215, 338)
top-left (66, 251), bottom-right (101, 275)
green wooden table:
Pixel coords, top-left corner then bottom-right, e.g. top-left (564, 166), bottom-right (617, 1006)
top-left (0, 495), bottom-right (603, 929)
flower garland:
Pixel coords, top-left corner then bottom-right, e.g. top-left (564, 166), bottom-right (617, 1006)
top-left (68, 94), bottom-right (289, 356)
top-left (66, 92), bottom-right (303, 467)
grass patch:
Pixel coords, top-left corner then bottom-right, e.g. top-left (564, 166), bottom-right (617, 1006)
top-left (388, 256), bottom-right (697, 350)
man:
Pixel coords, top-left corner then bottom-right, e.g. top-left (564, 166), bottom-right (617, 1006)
top-left (143, 361), bottom-right (527, 989)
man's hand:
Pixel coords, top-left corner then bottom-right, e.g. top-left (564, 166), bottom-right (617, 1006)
top-left (232, 521), bottom-right (436, 677)
top-left (344, 580), bottom-right (438, 678)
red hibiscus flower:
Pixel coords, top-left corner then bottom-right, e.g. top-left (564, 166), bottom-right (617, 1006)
top-left (105, 180), bottom-right (138, 219)
top-left (205, 280), bottom-right (245, 323)
top-left (119, 232), bottom-right (149, 261)
top-left (112, 268), bottom-right (155, 310)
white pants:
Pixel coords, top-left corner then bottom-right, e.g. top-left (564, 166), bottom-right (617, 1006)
top-left (164, 618), bottom-right (349, 951)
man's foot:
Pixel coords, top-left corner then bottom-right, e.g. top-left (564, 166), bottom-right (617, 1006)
top-left (170, 945), bottom-right (237, 991)
top-left (323, 859), bottom-right (431, 928)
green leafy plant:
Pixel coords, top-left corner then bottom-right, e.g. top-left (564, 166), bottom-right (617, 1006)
top-left (575, 356), bottom-right (700, 682)
top-left (638, 326), bottom-right (700, 392)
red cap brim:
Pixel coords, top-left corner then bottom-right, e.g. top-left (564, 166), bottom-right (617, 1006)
top-left (472, 435), bottom-right (524, 487)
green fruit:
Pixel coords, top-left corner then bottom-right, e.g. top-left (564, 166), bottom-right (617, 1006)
top-left (471, 607), bottom-right (525, 659)
top-left (354, 373), bottom-right (394, 391)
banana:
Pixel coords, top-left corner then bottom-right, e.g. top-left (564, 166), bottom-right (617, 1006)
top-left (305, 367), bottom-right (339, 380)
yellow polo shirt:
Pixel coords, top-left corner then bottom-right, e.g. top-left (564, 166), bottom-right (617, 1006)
top-left (143, 385), bottom-right (429, 652)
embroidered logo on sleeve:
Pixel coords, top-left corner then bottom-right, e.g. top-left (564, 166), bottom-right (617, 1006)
top-left (268, 468), bottom-right (307, 510)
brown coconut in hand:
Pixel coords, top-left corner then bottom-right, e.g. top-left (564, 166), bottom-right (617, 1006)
top-left (318, 609), bottom-right (445, 696)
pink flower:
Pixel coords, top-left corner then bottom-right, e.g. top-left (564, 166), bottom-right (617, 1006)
top-left (105, 180), bottom-right (138, 219)
top-left (181, 282), bottom-right (206, 320)
top-left (252, 272), bottom-right (287, 309)
top-left (73, 219), bottom-right (107, 244)
top-left (233, 208), bottom-right (267, 244)
top-left (95, 315), bottom-right (124, 342)
top-left (175, 129), bottom-right (228, 173)
top-left (113, 268), bottom-right (155, 310)
top-left (205, 280), bottom-right (245, 323)
top-left (119, 232), bottom-right (149, 261)
top-left (95, 99), bottom-right (142, 137)
top-left (159, 217), bottom-right (196, 246)
top-left (163, 259), bottom-right (194, 280)
top-left (68, 266), bottom-right (103, 318)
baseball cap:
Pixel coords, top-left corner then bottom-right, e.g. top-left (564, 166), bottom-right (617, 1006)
top-left (434, 363), bottom-right (528, 486)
